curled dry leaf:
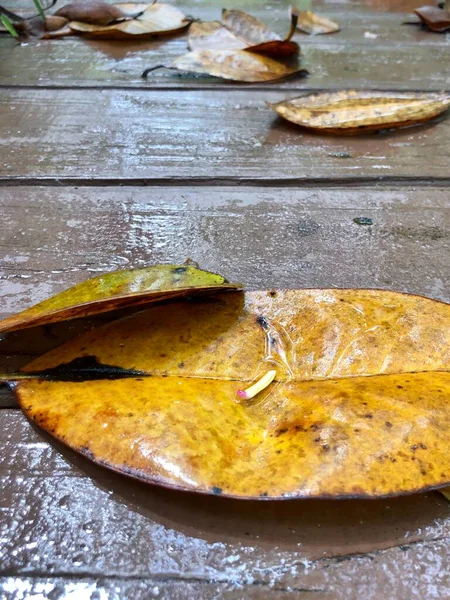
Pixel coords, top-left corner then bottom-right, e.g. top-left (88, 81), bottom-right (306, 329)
top-left (0, 264), bottom-right (240, 334)
top-left (188, 21), bottom-right (247, 51)
top-left (14, 289), bottom-right (450, 499)
top-left (269, 90), bottom-right (450, 134)
top-left (188, 9), bottom-right (299, 57)
top-left (293, 9), bottom-right (340, 35)
top-left (414, 5), bottom-right (450, 32)
top-left (68, 3), bottom-right (191, 38)
top-left (55, 1), bottom-right (127, 25)
top-left (143, 49), bottom-right (307, 83)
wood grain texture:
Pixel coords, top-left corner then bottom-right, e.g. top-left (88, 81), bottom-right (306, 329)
top-left (0, 28), bottom-right (448, 91)
top-left (1, 0), bottom-right (448, 90)
top-left (1, 90), bottom-right (450, 183)
top-left (1, 0), bottom-right (449, 594)
top-left (1, 409), bottom-right (450, 600)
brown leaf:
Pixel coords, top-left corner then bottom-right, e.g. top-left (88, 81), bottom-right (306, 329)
top-left (45, 15), bottom-right (70, 31)
top-left (222, 9), bottom-right (299, 56)
top-left (414, 5), bottom-right (450, 32)
top-left (293, 9), bottom-right (340, 35)
top-left (188, 10), bottom-right (299, 57)
top-left (221, 9), bottom-right (281, 45)
top-left (269, 90), bottom-right (450, 134)
top-left (0, 264), bottom-right (240, 334)
top-left (68, 2), bottom-right (190, 38)
top-left (55, 1), bottom-right (126, 25)
top-left (146, 49), bottom-right (306, 83)
top-left (14, 289), bottom-right (450, 499)
top-left (188, 21), bottom-right (247, 51)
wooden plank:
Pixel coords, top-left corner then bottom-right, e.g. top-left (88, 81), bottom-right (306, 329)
top-left (0, 577), bottom-right (319, 600)
top-left (1, 90), bottom-right (450, 182)
top-left (1, 409), bottom-right (450, 599)
top-left (0, 0), bottom-right (447, 90)
top-left (1, 185), bottom-right (449, 408)
top-left (0, 25), bottom-right (448, 90)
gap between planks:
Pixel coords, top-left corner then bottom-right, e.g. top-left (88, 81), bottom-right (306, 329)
top-left (1, 177), bottom-right (450, 188)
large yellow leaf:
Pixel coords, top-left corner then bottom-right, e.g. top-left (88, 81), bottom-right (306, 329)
top-left (269, 90), bottom-right (450, 134)
top-left (15, 289), bottom-right (450, 499)
top-left (0, 264), bottom-right (239, 334)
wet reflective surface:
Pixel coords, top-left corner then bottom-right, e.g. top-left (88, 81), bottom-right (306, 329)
top-left (2, 0), bottom-right (450, 593)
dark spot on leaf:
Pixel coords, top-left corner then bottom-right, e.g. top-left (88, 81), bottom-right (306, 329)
top-left (411, 445), bottom-right (418, 452)
top-left (211, 486), bottom-right (222, 495)
top-left (322, 444), bottom-right (330, 452)
top-left (22, 356), bottom-right (146, 382)
top-left (178, 362), bottom-right (185, 368)
top-left (276, 428), bottom-right (288, 436)
top-left (268, 290), bottom-right (277, 297)
top-left (256, 316), bottom-right (269, 330)
top-left (260, 492), bottom-right (268, 497)
top-left (420, 443), bottom-right (427, 450)
top-left (385, 421), bottom-right (393, 428)
top-left (397, 385), bottom-right (404, 389)
top-left (172, 267), bottom-right (188, 274)
top-left (364, 413), bottom-right (373, 419)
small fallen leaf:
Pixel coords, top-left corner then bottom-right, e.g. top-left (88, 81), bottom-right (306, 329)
top-left (55, 1), bottom-right (127, 25)
top-left (188, 21), bottom-right (248, 51)
top-left (188, 9), bottom-right (299, 57)
top-left (269, 90), bottom-right (450, 134)
top-left (0, 264), bottom-right (240, 334)
top-left (14, 289), bottom-right (450, 499)
top-left (221, 9), bottom-right (280, 46)
top-left (68, 2), bottom-right (191, 38)
top-left (414, 5), bottom-right (450, 32)
top-left (293, 9), bottom-right (340, 35)
top-left (143, 49), bottom-right (307, 83)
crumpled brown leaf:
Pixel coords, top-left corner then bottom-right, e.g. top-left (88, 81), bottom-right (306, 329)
top-left (68, 2), bottom-right (191, 38)
top-left (55, 1), bottom-right (128, 25)
top-left (188, 8), bottom-right (300, 57)
top-left (269, 90), bottom-right (450, 134)
top-left (143, 49), bottom-right (308, 83)
top-left (414, 5), bottom-right (450, 32)
top-left (293, 8), bottom-right (340, 35)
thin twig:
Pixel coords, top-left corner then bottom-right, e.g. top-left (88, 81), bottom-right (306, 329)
top-left (0, 5), bottom-right (24, 22)
top-left (142, 65), bottom-right (166, 78)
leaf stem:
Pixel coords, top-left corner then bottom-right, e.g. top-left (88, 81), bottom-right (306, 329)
top-left (142, 65), bottom-right (166, 78)
top-left (0, 373), bottom-right (41, 382)
top-left (0, 5), bottom-right (23, 22)
top-left (286, 8), bottom-right (299, 41)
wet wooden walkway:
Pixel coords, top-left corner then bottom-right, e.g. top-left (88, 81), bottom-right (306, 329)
top-left (1, 0), bottom-right (450, 598)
